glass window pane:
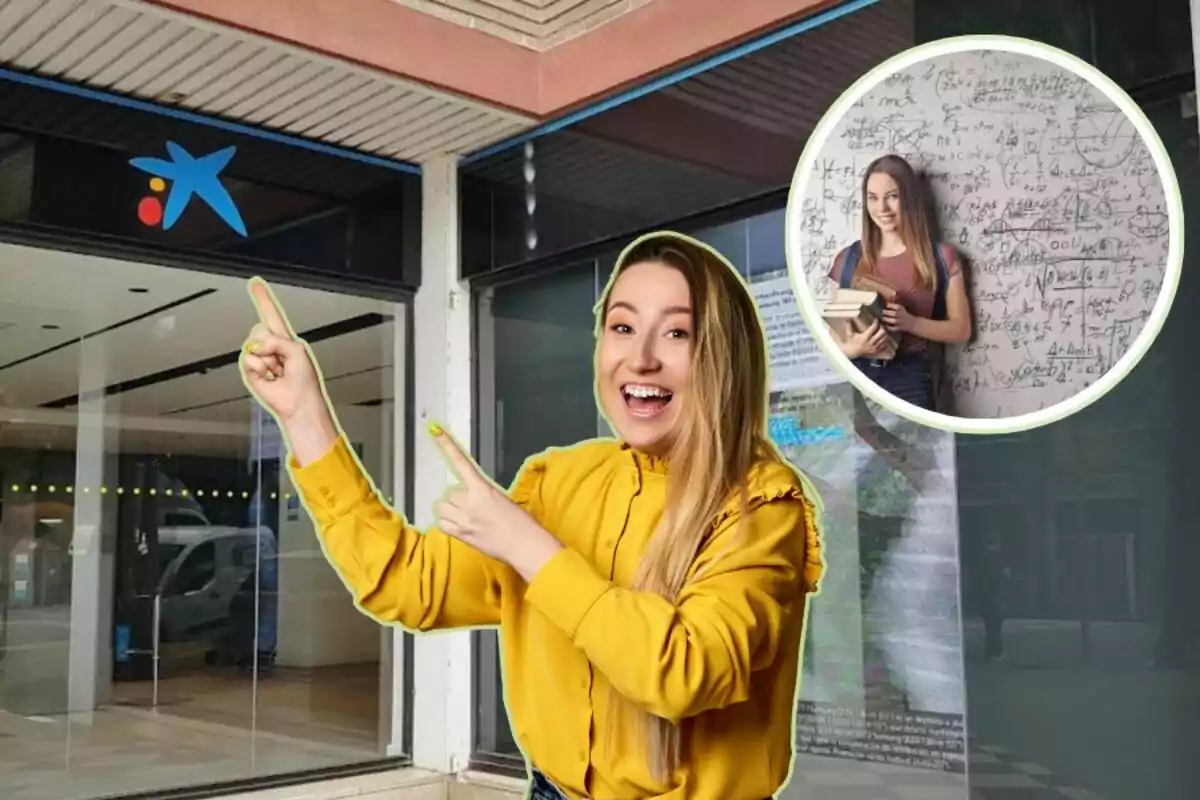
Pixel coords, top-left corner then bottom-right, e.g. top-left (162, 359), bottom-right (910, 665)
top-left (466, 9), bottom-right (1199, 796)
top-left (0, 244), bottom-right (398, 798)
top-left (474, 261), bottom-right (599, 757)
top-left (471, 214), bottom-right (971, 798)
top-left (690, 219), bottom-right (749, 275)
top-left (487, 263), bottom-right (600, 488)
top-left (747, 209), bottom-right (787, 278)
top-left (254, 285), bottom-right (398, 774)
top-left (950, 89), bottom-right (1199, 800)
top-left (740, 219), bottom-right (968, 796)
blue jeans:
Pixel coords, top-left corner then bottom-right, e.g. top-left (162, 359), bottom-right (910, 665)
top-left (853, 351), bottom-right (936, 411)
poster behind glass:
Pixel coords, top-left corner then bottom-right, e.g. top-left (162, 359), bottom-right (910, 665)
top-left (750, 268), bottom-right (967, 776)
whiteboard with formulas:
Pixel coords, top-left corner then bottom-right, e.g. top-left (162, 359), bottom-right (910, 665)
top-left (795, 48), bottom-right (1171, 419)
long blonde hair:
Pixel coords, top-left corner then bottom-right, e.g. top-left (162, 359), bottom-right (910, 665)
top-left (594, 231), bottom-right (774, 783)
top-left (858, 154), bottom-right (938, 288)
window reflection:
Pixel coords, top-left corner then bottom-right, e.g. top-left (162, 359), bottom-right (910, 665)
top-left (474, 213), bottom-right (971, 794)
top-left (475, 164), bottom-right (1200, 797)
top-left (0, 243), bottom-right (398, 798)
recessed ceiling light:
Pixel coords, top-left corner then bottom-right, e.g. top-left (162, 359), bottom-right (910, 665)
top-left (129, 287), bottom-right (149, 293)
top-left (42, 323), bottom-right (60, 330)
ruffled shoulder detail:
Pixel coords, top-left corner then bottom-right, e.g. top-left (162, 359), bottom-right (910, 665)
top-left (507, 451), bottom-right (549, 510)
top-left (505, 438), bottom-right (623, 516)
top-left (713, 459), bottom-right (827, 594)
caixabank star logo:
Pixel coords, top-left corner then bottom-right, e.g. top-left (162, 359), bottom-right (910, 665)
top-left (130, 141), bottom-right (248, 236)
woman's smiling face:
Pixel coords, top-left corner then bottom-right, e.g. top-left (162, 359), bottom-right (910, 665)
top-left (866, 170), bottom-right (903, 234)
top-left (597, 260), bottom-right (693, 456)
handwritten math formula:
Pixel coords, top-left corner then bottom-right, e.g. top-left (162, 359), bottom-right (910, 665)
top-left (797, 50), bottom-right (1169, 418)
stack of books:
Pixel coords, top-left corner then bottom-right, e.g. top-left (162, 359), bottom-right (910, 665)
top-left (820, 277), bottom-right (900, 360)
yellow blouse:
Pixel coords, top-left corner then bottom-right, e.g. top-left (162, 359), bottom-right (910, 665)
top-left (290, 436), bottom-right (825, 800)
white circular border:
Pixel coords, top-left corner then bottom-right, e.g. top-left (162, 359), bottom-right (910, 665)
top-left (784, 34), bottom-right (1185, 436)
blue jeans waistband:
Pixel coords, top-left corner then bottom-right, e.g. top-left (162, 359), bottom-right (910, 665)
top-left (529, 770), bottom-right (571, 800)
top-left (851, 350), bottom-right (936, 411)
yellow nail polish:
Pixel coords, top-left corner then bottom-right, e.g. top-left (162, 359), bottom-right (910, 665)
top-left (245, 341), bottom-right (258, 354)
top-left (428, 422), bottom-right (443, 437)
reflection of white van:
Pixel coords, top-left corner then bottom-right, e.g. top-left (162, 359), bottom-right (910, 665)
top-left (157, 526), bottom-right (277, 646)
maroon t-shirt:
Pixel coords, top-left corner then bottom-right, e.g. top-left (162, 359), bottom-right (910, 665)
top-left (827, 242), bottom-right (961, 354)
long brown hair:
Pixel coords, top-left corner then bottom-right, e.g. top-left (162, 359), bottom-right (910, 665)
top-left (594, 231), bottom-right (775, 783)
top-left (858, 154), bottom-right (937, 288)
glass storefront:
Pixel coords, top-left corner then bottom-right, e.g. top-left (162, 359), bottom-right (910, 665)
top-left (476, 175), bottom-right (1199, 799)
top-left (469, 2), bottom-right (1200, 794)
top-left (474, 209), bottom-right (972, 797)
top-left (0, 0), bottom-right (1191, 796)
top-left (0, 244), bottom-right (404, 798)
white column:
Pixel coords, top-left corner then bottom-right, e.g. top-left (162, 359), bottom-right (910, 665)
top-left (410, 154), bottom-right (475, 773)
top-left (68, 335), bottom-right (119, 714)
top-left (385, 302), bottom-right (409, 756)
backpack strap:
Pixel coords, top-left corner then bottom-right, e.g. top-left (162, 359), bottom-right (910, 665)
top-left (839, 241), bottom-right (862, 289)
top-left (931, 242), bottom-right (950, 321)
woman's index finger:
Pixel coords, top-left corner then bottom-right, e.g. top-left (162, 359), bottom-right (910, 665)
top-left (248, 279), bottom-right (294, 338)
top-left (429, 424), bottom-right (488, 488)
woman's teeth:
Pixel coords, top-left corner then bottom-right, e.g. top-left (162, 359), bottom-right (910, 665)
top-left (621, 384), bottom-right (673, 418)
top-left (624, 384), bottom-right (669, 398)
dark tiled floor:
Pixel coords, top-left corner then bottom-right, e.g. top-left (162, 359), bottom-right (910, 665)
top-left (780, 742), bottom-right (1104, 800)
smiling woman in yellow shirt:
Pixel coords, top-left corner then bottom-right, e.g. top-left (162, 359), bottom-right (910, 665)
top-left (238, 231), bottom-right (825, 800)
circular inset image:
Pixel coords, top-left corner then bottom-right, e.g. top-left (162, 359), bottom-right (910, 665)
top-left (785, 35), bottom-right (1183, 435)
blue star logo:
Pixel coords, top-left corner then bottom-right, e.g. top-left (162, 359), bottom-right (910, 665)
top-left (130, 141), bottom-right (247, 236)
